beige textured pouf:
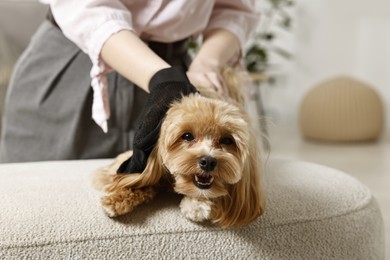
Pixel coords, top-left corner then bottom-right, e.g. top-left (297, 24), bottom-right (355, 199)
top-left (0, 158), bottom-right (385, 259)
top-left (299, 76), bottom-right (384, 142)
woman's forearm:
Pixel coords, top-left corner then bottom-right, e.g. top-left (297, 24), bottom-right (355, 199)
top-left (192, 29), bottom-right (241, 70)
top-left (100, 29), bottom-right (240, 93)
top-left (100, 30), bottom-right (170, 92)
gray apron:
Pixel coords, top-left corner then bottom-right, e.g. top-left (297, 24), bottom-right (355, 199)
top-left (0, 20), bottom-right (190, 162)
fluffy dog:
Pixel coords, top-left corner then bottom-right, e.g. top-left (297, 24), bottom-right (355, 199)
top-left (93, 68), bottom-right (265, 228)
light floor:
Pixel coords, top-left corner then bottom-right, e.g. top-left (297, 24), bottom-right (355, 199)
top-left (266, 121), bottom-right (389, 258)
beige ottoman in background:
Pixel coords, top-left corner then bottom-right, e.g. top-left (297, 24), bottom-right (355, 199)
top-left (299, 76), bottom-right (385, 142)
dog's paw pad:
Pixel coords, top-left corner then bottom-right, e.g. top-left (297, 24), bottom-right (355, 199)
top-left (180, 197), bottom-right (212, 222)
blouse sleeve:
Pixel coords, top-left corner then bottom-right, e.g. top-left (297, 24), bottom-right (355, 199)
top-left (205, 0), bottom-right (260, 50)
top-left (49, 0), bottom-right (134, 68)
top-left (47, 0), bottom-right (135, 132)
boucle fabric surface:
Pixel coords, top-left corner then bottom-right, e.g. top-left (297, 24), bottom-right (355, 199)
top-left (0, 158), bottom-right (384, 259)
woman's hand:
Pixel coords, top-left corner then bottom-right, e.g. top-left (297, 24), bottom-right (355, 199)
top-left (187, 58), bottom-right (227, 97)
top-left (186, 29), bottom-right (241, 98)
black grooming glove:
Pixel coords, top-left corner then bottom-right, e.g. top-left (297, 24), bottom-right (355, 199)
top-left (117, 67), bottom-right (198, 174)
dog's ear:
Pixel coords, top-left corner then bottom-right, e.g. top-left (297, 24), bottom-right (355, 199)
top-left (221, 67), bottom-right (246, 105)
top-left (100, 147), bottom-right (166, 192)
top-left (212, 134), bottom-right (265, 228)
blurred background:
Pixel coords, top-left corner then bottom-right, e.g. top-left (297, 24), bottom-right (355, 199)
top-left (0, 0), bottom-right (388, 256)
top-left (250, 0), bottom-right (390, 256)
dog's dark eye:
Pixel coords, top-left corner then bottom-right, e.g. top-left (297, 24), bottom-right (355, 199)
top-left (220, 137), bottom-right (234, 145)
top-left (182, 133), bottom-right (195, 142)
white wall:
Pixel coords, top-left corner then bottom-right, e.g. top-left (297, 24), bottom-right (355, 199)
top-left (0, 1), bottom-right (47, 53)
top-left (262, 0), bottom-right (390, 130)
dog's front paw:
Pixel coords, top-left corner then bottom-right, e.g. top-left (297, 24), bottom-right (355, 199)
top-left (100, 187), bottom-right (156, 217)
top-left (100, 189), bottom-right (136, 217)
top-left (180, 197), bottom-right (213, 223)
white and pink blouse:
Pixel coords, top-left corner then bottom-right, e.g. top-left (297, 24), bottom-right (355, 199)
top-left (39, 0), bottom-right (260, 132)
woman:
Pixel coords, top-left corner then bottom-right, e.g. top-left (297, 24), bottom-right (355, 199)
top-left (0, 0), bottom-right (259, 171)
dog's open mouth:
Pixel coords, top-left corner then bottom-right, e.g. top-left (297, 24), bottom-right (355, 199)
top-left (193, 174), bottom-right (214, 190)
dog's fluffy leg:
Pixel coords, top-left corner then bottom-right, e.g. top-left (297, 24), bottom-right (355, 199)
top-left (101, 186), bottom-right (156, 217)
top-left (179, 196), bottom-right (213, 223)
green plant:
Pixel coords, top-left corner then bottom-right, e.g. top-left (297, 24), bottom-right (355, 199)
top-left (245, 0), bottom-right (295, 74)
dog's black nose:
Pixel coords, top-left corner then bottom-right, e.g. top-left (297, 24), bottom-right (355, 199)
top-left (198, 156), bottom-right (217, 172)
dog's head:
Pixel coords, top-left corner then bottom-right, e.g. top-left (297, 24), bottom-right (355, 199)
top-left (158, 93), bottom-right (251, 199)
top-left (107, 91), bottom-right (264, 227)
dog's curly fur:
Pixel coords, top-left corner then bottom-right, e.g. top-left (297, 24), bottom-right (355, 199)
top-left (92, 68), bottom-right (265, 228)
